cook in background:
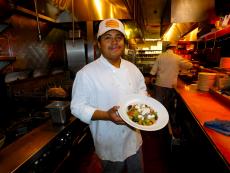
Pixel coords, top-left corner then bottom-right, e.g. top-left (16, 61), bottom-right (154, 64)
top-left (71, 18), bottom-right (147, 173)
top-left (149, 43), bottom-right (193, 140)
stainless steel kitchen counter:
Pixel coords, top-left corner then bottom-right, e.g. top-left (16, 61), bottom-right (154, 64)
top-left (0, 116), bottom-right (86, 173)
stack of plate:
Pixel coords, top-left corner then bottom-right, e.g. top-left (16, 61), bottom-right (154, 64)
top-left (197, 72), bottom-right (216, 91)
top-left (220, 57), bottom-right (230, 69)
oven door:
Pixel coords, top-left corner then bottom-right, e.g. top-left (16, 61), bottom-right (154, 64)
top-left (15, 123), bottom-right (94, 173)
top-left (54, 126), bottom-right (95, 173)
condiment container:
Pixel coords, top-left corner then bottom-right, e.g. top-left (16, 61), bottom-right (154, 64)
top-left (46, 101), bottom-right (70, 124)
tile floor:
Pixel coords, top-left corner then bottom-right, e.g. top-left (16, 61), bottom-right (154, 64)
top-left (69, 127), bottom-right (187, 173)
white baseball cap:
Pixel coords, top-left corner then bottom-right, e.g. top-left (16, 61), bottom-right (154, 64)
top-left (97, 18), bottom-right (125, 39)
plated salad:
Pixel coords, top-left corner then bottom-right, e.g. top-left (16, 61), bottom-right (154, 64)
top-left (127, 103), bottom-right (158, 126)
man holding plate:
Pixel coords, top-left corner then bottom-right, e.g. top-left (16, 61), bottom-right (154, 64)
top-left (71, 18), bottom-right (147, 173)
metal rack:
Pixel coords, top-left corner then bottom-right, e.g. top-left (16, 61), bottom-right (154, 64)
top-left (135, 49), bottom-right (162, 74)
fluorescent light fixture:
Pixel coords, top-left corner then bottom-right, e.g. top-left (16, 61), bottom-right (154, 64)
top-left (144, 38), bottom-right (161, 41)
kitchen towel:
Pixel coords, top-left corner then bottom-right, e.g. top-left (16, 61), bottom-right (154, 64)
top-left (204, 119), bottom-right (230, 136)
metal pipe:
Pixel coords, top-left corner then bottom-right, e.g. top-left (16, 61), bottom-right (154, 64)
top-left (33, 0), bottom-right (42, 41)
top-left (72, 0), bottom-right (74, 45)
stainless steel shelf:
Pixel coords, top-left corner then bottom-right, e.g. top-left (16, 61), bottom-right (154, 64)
top-left (0, 56), bottom-right (16, 71)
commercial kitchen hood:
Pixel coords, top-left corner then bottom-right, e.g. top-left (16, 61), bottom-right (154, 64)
top-left (14, 0), bottom-right (132, 23)
top-left (1, 0), bottom-right (219, 43)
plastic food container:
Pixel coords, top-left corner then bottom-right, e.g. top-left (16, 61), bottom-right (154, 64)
top-left (46, 101), bottom-right (70, 124)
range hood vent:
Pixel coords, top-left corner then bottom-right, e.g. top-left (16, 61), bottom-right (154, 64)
top-left (171, 0), bottom-right (215, 23)
top-left (14, 0), bottom-right (132, 23)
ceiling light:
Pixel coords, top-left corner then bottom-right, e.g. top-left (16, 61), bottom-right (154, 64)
top-left (144, 38), bottom-right (161, 41)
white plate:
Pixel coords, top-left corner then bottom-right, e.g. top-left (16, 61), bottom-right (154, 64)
top-left (118, 94), bottom-right (169, 131)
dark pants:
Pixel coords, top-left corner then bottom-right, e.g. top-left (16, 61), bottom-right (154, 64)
top-left (100, 147), bottom-right (144, 173)
top-left (154, 85), bottom-right (177, 126)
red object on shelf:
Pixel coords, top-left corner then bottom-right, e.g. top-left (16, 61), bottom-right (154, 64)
top-left (200, 25), bottom-right (230, 40)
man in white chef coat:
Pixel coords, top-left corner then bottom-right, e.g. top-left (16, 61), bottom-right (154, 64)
top-left (71, 18), bottom-right (147, 173)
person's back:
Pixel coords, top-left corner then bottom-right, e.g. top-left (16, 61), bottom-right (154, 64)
top-left (150, 45), bottom-right (192, 88)
top-left (153, 49), bottom-right (181, 88)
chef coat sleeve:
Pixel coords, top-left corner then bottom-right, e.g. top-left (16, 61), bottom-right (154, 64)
top-left (179, 57), bottom-right (193, 70)
top-left (70, 70), bottom-right (96, 124)
top-left (150, 58), bottom-right (159, 75)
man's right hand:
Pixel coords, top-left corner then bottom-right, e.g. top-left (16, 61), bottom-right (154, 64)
top-left (107, 106), bottom-right (125, 125)
top-left (92, 106), bottom-right (126, 125)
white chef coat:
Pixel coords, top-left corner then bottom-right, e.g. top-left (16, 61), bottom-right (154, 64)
top-left (71, 55), bottom-right (147, 161)
top-left (150, 50), bottom-right (192, 88)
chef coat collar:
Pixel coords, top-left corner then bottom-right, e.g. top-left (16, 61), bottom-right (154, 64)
top-left (99, 55), bottom-right (125, 73)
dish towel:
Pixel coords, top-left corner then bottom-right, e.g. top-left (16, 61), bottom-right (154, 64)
top-left (204, 119), bottom-right (230, 136)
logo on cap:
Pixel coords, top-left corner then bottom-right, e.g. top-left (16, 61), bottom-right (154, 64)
top-left (105, 20), bottom-right (119, 28)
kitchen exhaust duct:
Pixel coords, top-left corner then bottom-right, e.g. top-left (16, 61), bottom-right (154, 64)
top-left (65, 39), bottom-right (86, 74)
top-left (14, 0), bottom-right (132, 23)
top-left (171, 0), bottom-right (215, 23)
top-left (66, 0), bottom-right (86, 74)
